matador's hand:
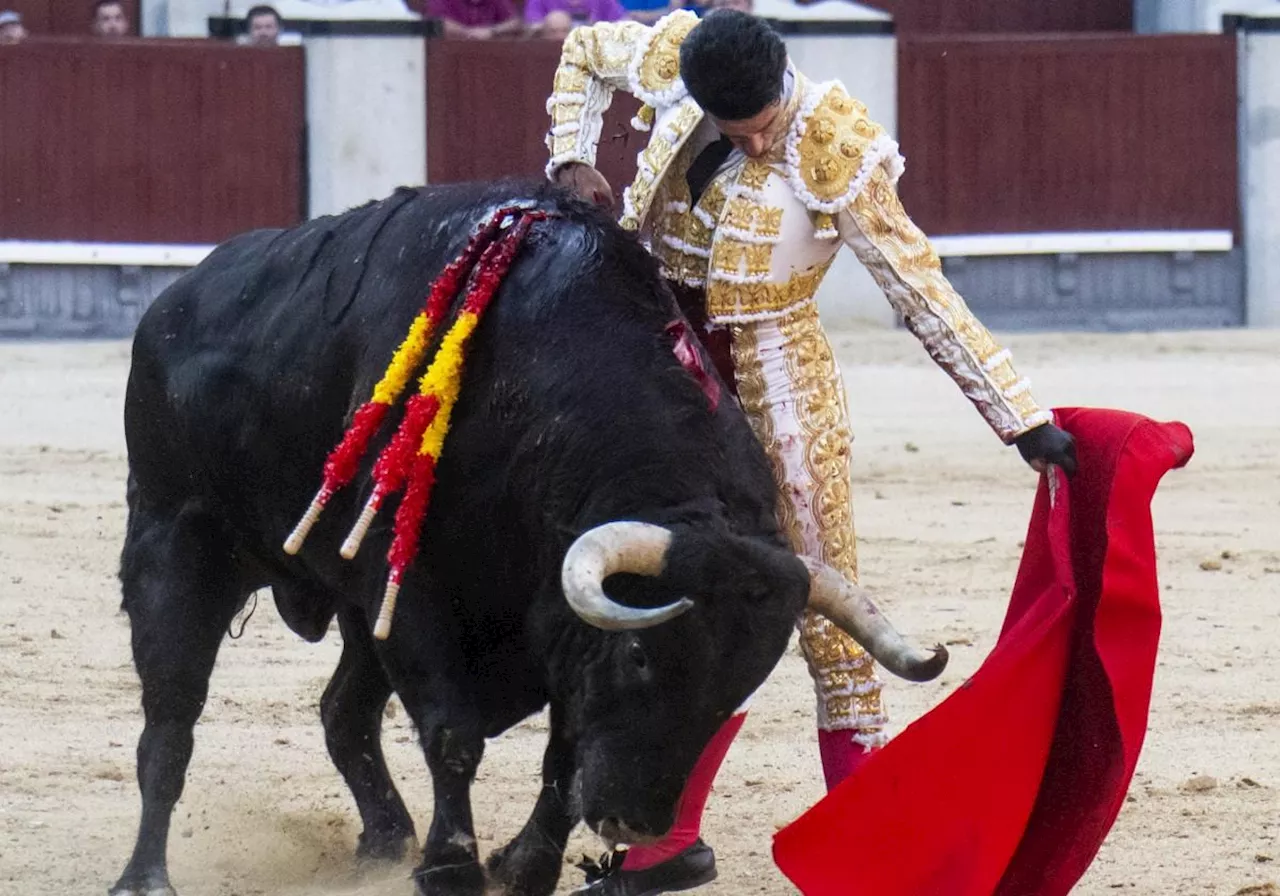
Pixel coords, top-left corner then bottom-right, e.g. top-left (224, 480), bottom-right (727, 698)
top-left (1015, 423), bottom-right (1078, 476)
top-left (553, 163), bottom-right (614, 212)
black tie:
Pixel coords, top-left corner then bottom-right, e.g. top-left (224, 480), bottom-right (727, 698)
top-left (685, 135), bottom-right (734, 206)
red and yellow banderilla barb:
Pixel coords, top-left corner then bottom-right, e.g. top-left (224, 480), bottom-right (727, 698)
top-left (282, 206), bottom-right (548, 641)
top-left (282, 208), bottom-right (514, 555)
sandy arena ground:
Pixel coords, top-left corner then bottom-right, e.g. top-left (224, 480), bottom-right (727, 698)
top-left (0, 326), bottom-right (1277, 896)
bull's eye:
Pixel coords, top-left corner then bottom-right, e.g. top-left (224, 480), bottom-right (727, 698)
top-left (628, 640), bottom-right (649, 670)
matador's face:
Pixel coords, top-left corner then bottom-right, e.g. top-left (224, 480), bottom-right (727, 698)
top-left (710, 99), bottom-right (786, 160)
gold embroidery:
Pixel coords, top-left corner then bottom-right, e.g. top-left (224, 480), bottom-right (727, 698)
top-left (729, 325), bottom-right (797, 543)
top-left (745, 245), bottom-right (771, 277)
top-left (636, 11), bottom-right (698, 97)
top-left (551, 104), bottom-right (582, 128)
top-left (622, 178), bottom-right (655, 232)
top-left (706, 261), bottom-right (830, 320)
top-left (809, 116), bottom-right (837, 145)
top-left (553, 68), bottom-right (587, 94)
top-left (739, 160), bottom-right (771, 191)
top-left (710, 239), bottom-right (774, 280)
top-left (712, 166), bottom-right (784, 282)
top-left (756, 208), bottom-right (783, 238)
top-left (645, 137), bottom-right (676, 174)
top-left (588, 33), bottom-right (633, 73)
top-left (797, 84), bottom-right (885, 205)
top-left (646, 142), bottom-right (714, 284)
top-left (813, 211), bottom-right (837, 237)
top-left (652, 212), bottom-right (712, 284)
top-left (685, 209), bottom-right (713, 247)
top-left (623, 99), bottom-right (706, 231)
top-left (711, 242), bottom-right (744, 276)
top-left (669, 101), bottom-right (703, 135)
top-left (775, 304), bottom-right (884, 729)
top-left (821, 693), bottom-right (887, 726)
top-left (724, 200), bottom-right (755, 232)
top-left (698, 178), bottom-right (728, 220)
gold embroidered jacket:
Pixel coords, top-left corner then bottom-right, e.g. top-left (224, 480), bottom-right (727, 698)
top-left (545, 12), bottom-right (1050, 442)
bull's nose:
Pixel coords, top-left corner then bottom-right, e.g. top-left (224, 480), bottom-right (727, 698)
top-left (598, 817), bottom-right (661, 847)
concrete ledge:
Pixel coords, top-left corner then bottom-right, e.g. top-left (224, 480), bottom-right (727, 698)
top-left (0, 261), bottom-right (191, 339)
top-left (943, 248), bottom-right (1244, 331)
top-left (208, 16), bottom-right (437, 37)
top-left (0, 242), bottom-right (215, 267)
top-left (931, 231), bottom-right (1234, 258)
top-left (765, 18), bottom-right (894, 34)
top-left (1224, 14), bottom-right (1280, 32)
top-left (757, 0), bottom-right (894, 34)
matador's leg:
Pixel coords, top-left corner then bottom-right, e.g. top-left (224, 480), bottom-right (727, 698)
top-left (731, 305), bottom-right (886, 791)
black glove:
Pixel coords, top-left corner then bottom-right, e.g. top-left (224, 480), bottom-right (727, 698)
top-left (1015, 423), bottom-right (1078, 476)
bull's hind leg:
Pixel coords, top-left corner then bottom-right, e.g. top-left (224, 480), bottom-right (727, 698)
top-left (485, 704), bottom-right (576, 896)
top-left (321, 606), bottom-right (416, 862)
top-left (110, 503), bottom-right (243, 896)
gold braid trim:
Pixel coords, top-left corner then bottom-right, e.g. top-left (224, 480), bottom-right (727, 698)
top-left (731, 305), bottom-right (885, 732)
top-left (729, 324), bottom-right (798, 545)
top-left (777, 306), bottom-right (885, 731)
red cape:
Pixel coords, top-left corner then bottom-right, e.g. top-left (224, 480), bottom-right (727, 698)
top-left (773, 408), bottom-right (1194, 896)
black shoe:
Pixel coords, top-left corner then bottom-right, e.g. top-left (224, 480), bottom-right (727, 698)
top-left (574, 840), bottom-right (718, 895)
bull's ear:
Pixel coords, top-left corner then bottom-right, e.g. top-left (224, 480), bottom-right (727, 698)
top-left (711, 535), bottom-right (809, 611)
top-left (762, 546), bottom-right (811, 614)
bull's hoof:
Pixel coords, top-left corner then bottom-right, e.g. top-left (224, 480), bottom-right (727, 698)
top-left (356, 827), bottom-right (417, 864)
top-left (109, 871), bottom-right (177, 896)
top-left (413, 859), bottom-right (485, 896)
top-left (484, 839), bottom-right (559, 896)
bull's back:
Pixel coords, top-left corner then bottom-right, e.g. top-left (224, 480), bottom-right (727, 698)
top-left (121, 184), bottom-right (610, 530)
top-left (124, 180), bottom-right (762, 584)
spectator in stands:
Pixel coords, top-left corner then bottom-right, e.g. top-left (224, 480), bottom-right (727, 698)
top-left (619, 0), bottom-right (670, 24)
top-left (427, 0), bottom-right (522, 38)
top-left (537, 9), bottom-right (573, 38)
top-left (91, 0), bottom-right (131, 36)
top-left (0, 9), bottom-right (28, 43)
top-left (243, 4), bottom-right (282, 45)
top-left (526, 0), bottom-right (623, 34)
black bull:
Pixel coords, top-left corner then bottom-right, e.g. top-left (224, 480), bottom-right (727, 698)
top-left (110, 181), bottom-right (946, 896)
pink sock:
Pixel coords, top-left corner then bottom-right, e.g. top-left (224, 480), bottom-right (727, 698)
top-left (818, 728), bottom-right (875, 792)
top-left (621, 712), bottom-right (747, 872)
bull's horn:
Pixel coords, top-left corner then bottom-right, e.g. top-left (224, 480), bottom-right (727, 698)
top-left (561, 522), bottom-right (692, 630)
top-left (804, 558), bottom-right (948, 682)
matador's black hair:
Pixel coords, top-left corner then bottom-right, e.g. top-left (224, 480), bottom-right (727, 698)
top-left (679, 10), bottom-right (787, 121)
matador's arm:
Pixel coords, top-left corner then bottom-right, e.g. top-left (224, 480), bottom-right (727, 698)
top-left (836, 167), bottom-right (1052, 443)
top-left (545, 11), bottom-right (699, 179)
top-left (544, 20), bottom-right (649, 178)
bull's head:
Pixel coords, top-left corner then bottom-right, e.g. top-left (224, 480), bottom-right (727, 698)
top-left (559, 520), bottom-right (947, 845)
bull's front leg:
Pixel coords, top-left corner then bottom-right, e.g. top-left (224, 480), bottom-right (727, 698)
top-left (486, 704), bottom-right (577, 896)
top-left (415, 712), bottom-right (486, 895)
top-left (398, 688), bottom-right (486, 896)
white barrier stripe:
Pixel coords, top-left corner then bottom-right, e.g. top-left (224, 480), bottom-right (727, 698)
top-left (0, 241), bottom-right (216, 267)
top-left (931, 230), bottom-right (1233, 258)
